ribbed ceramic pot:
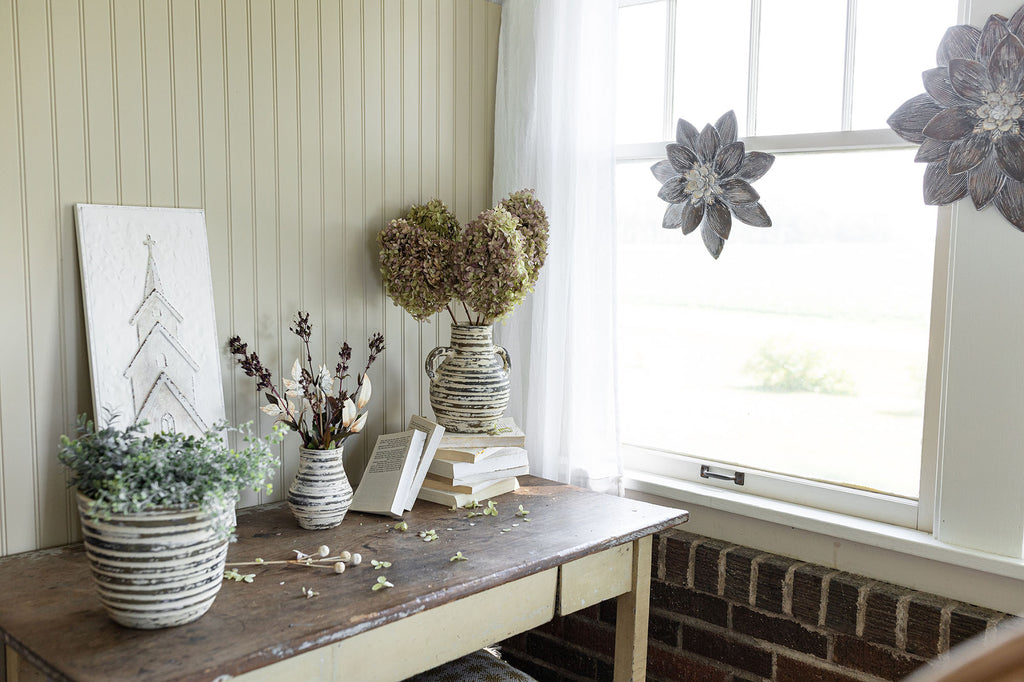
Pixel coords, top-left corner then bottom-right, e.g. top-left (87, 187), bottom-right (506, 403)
top-left (76, 493), bottom-right (230, 630)
top-left (425, 325), bottom-right (511, 433)
top-left (287, 445), bottom-right (353, 530)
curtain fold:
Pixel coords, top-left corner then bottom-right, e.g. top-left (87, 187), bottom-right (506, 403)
top-left (492, 0), bottom-right (621, 493)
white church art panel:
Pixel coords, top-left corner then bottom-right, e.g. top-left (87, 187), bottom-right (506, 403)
top-left (75, 205), bottom-right (226, 437)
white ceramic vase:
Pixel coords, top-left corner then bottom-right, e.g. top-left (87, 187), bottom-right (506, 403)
top-left (76, 493), bottom-right (231, 630)
top-left (287, 445), bottom-right (353, 530)
top-left (425, 325), bottom-right (511, 433)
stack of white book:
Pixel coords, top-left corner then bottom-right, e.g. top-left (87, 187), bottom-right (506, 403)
top-left (417, 417), bottom-right (529, 508)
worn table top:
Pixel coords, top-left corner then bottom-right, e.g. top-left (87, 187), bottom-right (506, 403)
top-left (0, 476), bottom-right (687, 681)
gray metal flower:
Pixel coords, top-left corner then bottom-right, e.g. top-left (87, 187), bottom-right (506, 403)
top-left (651, 111), bottom-right (774, 259)
top-left (888, 7), bottom-right (1024, 230)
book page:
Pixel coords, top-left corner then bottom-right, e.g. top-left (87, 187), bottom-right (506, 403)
top-left (404, 415), bottom-right (445, 510)
top-left (349, 429), bottom-right (425, 517)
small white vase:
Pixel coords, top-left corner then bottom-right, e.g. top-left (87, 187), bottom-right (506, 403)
top-left (287, 445), bottom-right (353, 530)
top-left (76, 493), bottom-right (231, 629)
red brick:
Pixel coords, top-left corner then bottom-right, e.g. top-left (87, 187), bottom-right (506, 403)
top-left (834, 634), bottom-right (927, 680)
top-left (825, 574), bottom-right (864, 635)
top-left (724, 547), bottom-right (760, 604)
top-left (906, 594), bottom-right (946, 657)
top-left (732, 605), bottom-right (828, 658)
top-left (650, 580), bottom-right (728, 627)
top-left (498, 651), bottom-right (561, 682)
top-left (563, 612), bottom-right (616, 657)
top-left (754, 554), bottom-right (793, 614)
top-left (694, 542), bottom-right (725, 595)
top-left (949, 604), bottom-right (994, 649)
top-left (777, 655), bottom-right (872, 682)
top-left (791, 564), bottom-right (829, 626)
top-left (677, 620), bottom-right (773, 678)
top-left (663, 533), bottom-right (692, 586)
top-left (646, 641), bottom-right (729, 682)
top-left (648, 611), bottom-right (680, 648)
top-left (864, 583), bottom-right (902, 648)
top-left (523, 632), bottom-right (597, 679)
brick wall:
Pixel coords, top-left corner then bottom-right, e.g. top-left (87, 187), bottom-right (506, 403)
top-left (500, 529), bottom-right (1018, 681)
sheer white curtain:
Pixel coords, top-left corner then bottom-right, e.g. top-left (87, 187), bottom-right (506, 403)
top-left (492, 0), bottom-right (621, 493)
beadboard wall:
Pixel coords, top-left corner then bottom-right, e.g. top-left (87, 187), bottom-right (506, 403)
top-left (0, 0), bottom-right (500, 556)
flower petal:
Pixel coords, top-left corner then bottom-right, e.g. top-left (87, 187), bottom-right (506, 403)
top-left (948, 58), bottom-right (992, 100)
top-left (988, 34), bottom-right (1024, 90)
top-left (667, 143), bottom-right (699, 173)
top-left (915, 138), bottom-right (954, 162)
top-left (696, 123), bottom-right (721, 163)
top-left (720, 178), bottom-right (759, 205)
top-left (888, 94), bottom-right (944, 144)
top-left (662, 203), bottom-right (684, 230)
top-left (977, 15), bottom-right (1011, 64)
top-left (651, 159), bottom-right (676, 184)
top-left (996, 132), bottom-right (1024, 181)
top-left (705, 201), bottom-right (731, 241)
top-left (969, 150), bottom-right (1004, 209)
top-left (948, 133), bottom-right (992, 174)
top-left (260, 403), bottom-right (283, 417)
top-left (1010, 6), bottom-right (1024, 39)
top-left (657, 176), bottom-right (688, 203)
top-left (995, 178), bottom-right (1024, 231)
top-left (680, 202), bottom-right (704, 234)
top-left (923, 67), bottom-right (970, 107)
top-left (715, 111), bottom-right (738, 146)
top-left (731, 201), bottom-right (772, 227)
top-left (714, 141), bottom-right (745, 177)
top-left (350, 412), bottom-right (368, 433)
top-left (291, 358), bottom-right (303, 383)
top-left (341, 397), bottom-right (356, 427)
top-left (937, 24), bottom-right (981, 66)
top-left (700, 220), bottom-right (724, 259)
top-left (922, 106), bottom-right (978, 141)
top-left (357, 374), bottom-right (372, 409)
top-left (923, 161), bottom-right (969, 205)
top-left (735, 151), bottom-right (775, 182)
top-left (676, 118), bottom-right (699, 147)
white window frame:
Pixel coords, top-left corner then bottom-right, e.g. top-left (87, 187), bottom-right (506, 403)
top-left (616, 0), bottom-right (1024, 612)
top-left (617, 0), bottom-right (941, 530)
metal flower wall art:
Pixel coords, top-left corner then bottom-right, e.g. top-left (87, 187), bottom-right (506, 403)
top-left (651, 111), bottom-right (775, 258)
top-left (888, 6), bottom-right (1024, 231)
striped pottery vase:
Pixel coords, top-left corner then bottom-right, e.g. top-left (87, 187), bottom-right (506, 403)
top-left (425, 325), bottom-right (511, 433)
top-left (287, 445), bottom-right (353, 530)
top-left (76, 493), bottom-right (231, 630)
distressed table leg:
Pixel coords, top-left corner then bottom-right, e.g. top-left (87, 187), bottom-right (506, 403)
top-left (613, 535), bottom-right (652, 682)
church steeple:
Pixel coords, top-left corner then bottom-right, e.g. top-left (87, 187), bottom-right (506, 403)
top-left (142, 234), bottom-right (163, 297)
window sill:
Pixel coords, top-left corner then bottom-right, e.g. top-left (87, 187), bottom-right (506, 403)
top-left (624, 469), bottom-right (1024, 613)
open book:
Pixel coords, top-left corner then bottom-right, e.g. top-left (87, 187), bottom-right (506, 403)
top-left (349, 416), bottom-right (444, 518)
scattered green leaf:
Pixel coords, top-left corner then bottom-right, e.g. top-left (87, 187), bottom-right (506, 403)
top-left (482, 501), bottom-right (498, 517)
top-left (371, 559), bottom-right (392, 570)
top-left (516, 505), bottom-right (530, 517)
top-left (419, 529), bottom-right (438, 542)
top-left (301, 586), bottom-right (319, 599)
top-left (223, 569), bottom-right (255, 583)
top-left (450, 551), bottom-right (468, 562)
top-left (394, 521), bottom-right (408, 532)
top-left (372, 575), bottom-right (394, 591)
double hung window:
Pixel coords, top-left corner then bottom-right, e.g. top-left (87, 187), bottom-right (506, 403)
top-left (616, 0), bottom-right (958, 527)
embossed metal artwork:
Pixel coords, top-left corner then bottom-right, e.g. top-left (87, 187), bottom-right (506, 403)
top-left (651, 110), bottom-right (775, 259)
top-left (888, 6), bottom-right (1024, 230)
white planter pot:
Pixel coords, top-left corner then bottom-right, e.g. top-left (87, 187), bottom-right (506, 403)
top-left (76, 493), bottom-right (230, 629)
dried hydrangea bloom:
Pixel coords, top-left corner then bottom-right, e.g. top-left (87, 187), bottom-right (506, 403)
top-left (406, 198), bottom-right (461, 240)
top-left (651, 111), bottom-right (774, 259)
top-left (453, 206), bottom-right (530, 323)
top-left (377, 218), bottom-right (456, 321)
top-left (887, 8), bottom-right (1024, 229)
top-left (498, 189), bottom-right (549, 288)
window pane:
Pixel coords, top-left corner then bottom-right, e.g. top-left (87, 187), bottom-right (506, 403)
top-left (616, 150), bottom-right (936, 498)
top-left (673, 0), bottom-right (750, 136)
top-left (756, 1), bottom-right (847, 135)
top-left (618, 2), bottom-right (669, 144)
top-left (851, 0), bottom-right (959, 130)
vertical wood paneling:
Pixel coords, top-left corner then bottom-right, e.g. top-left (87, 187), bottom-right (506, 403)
top-left (0, 0), bottom-right (500, 554)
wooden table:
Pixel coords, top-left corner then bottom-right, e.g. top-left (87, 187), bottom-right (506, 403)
top-left (0, 476), bottom-right (687, 682)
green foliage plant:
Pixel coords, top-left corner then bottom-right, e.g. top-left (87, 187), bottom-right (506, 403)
top-left (58, 416), bottom-right (284, 541)
top-left (378, 190), bottom-right (550, 326)
top-left (744, 341), bottom-right (855, 396)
